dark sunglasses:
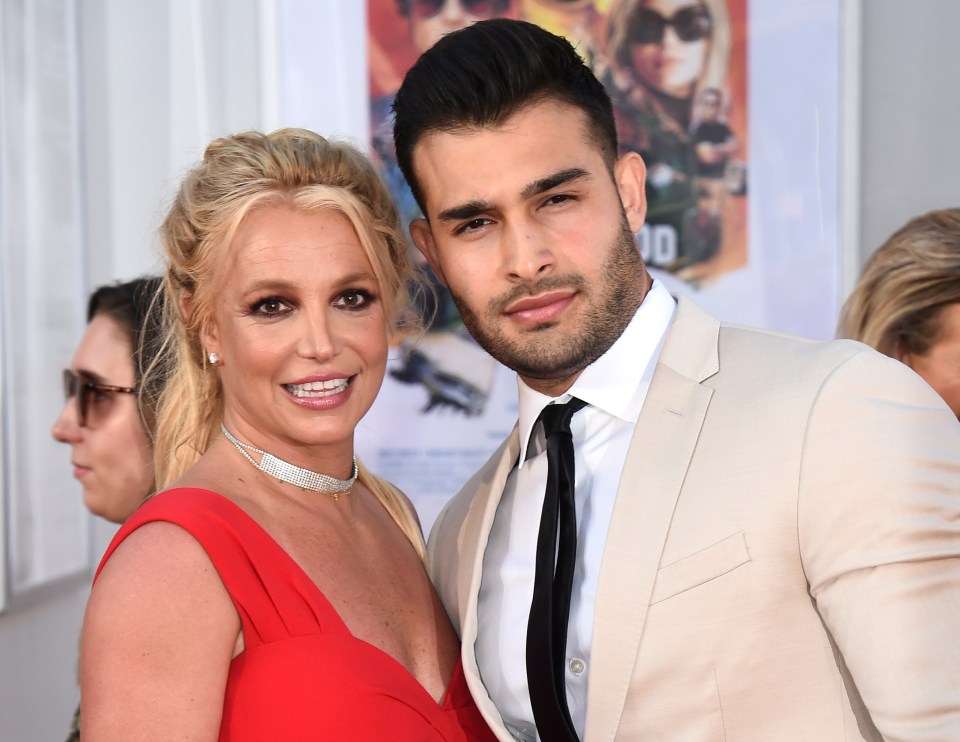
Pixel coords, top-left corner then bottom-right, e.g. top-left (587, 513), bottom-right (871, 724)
top-left (629, 5), bottom-right (712, 45)
top-left (62, 369), bottom-right (137, 428)
top-left (410, 0), bottom-right (509, 21)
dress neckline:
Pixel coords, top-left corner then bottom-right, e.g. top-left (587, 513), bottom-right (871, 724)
top-left (152, 486), bottom-right (462, 710)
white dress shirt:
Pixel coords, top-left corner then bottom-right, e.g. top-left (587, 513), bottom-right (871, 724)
top-left (475, 280), bottom-right (677, 741)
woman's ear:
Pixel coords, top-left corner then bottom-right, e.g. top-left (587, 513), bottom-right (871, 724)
top-left (615, 151), bottom-right (648, 233)
top-left (892, 338), bottom-right (914, 368)
top-left (183, 293), bottom-right (219, 361)
top-left (180, 291), bottom-right (194, 323)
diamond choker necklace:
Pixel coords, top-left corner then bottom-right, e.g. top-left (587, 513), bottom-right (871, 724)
top-left (220, 423), bottom-right (357, 501)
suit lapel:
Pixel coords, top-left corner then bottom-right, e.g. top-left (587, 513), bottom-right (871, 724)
top-left (586, 297), bottom-right (720, 741)
top-left (457, 427), bottom-right (522, 739)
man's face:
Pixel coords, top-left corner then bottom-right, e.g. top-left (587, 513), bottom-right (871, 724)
top-left (410, 100), bottom-right (650, 396)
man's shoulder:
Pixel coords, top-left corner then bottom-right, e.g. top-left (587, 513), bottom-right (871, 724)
top-left (666, 297), bottom-right (898, 387)
top-left (709, 319), bottom-right (937, 408)
top-left (722, 320), bottom-right (895, 378)
top-left (725, 318), bottom-right (888, 361)
top-left (718, 320), bottom-right (864, 359)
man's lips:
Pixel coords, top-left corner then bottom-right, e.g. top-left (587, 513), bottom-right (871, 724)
top-left (504, 290), bottom-right (576, 325)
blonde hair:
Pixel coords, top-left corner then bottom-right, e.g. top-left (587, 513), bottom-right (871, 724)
top-left (838, 208), bottom-right (960, 358)
top-left (151, 128), bottom-right (425, 559)
top-left (603, 0), bottom-right (731, 127)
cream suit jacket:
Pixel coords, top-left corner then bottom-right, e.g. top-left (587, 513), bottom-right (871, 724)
top-left (428, 298), bottom-right (960, 742)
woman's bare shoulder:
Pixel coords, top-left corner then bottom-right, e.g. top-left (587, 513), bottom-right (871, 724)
top-left (81, 522), bottom-right (239, 739)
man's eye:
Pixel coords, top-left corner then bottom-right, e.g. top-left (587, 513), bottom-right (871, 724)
top-left (457, 218), bottom-right (492, 235)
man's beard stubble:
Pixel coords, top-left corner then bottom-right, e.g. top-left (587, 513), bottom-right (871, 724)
top-left (449, 218), bottom-right (647, 384)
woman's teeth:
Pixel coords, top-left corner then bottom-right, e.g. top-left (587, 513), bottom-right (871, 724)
top-left (286, 378), bottom-right (349, 398)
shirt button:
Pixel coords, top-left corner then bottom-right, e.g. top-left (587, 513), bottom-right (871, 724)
top-left (569, 657), bottom-right (586, 675)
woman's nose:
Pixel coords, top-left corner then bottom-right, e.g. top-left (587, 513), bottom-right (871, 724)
top-left (297, 310), bottom-right (338, 361)
top-left (52, 398), bottom-right (82, 443)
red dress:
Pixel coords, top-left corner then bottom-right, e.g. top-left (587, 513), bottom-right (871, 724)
top-left (96, 488), bottom-right (496, 741)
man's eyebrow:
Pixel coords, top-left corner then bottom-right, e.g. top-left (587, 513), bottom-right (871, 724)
top-left (434, 168), bottom-right (591, 223)
top-left (521, 168), bottom-right (591, 199)
top-left (437, 200), bottom-right (492, 223)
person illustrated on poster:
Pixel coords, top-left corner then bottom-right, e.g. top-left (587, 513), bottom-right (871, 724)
top-left (679, 186), bottom-right (722, 268)
top-left (371, 0), bottom-right (512, 239)
top-left (369, 0), bottom-right (513, 415)
top-left (598, 0), bottom-right (731, 269)
top-left (372, 0), bottom-right (511, 243)
top-left (516, 0), bottom-right (600, 57)
top-left (691, 86), bottom-right (738, 211)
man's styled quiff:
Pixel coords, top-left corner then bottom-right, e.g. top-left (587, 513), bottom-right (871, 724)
top-left (392, 18), bottom-right (619, 214)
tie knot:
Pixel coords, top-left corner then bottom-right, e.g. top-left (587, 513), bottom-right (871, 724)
top-left (537, 397), bottom-right (587, 439)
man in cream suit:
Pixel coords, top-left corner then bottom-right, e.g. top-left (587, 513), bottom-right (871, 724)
top-left (392, 19), bottom-right (960, 741)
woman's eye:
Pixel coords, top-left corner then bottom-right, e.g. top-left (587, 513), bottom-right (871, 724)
top-left (251, 297), bottom-right (289, 315)
top-left (336, 290), bottom-right (374, 310)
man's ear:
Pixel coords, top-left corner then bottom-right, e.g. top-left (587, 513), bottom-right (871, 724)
top-left (409, 217), bottom-right (447, 286)
top-left (615, 151), bottom-right (648, 233)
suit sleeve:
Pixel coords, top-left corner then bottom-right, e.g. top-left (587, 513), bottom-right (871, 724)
top-left (799, 348), bottom-right (960, 741)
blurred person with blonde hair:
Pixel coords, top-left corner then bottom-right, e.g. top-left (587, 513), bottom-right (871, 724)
top-left (838, 207), bottom-right (960, 417)
top-left (599, 0), bottom-right (731, 227)
top-left (80, 128), bottom-right (495, 741)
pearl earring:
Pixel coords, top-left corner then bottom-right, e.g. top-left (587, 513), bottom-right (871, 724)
top-left (208, 352), bottom-right (219, 365)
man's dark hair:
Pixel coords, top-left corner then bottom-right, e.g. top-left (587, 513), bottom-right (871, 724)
top-left (392, 18), bottom-right (618, 214)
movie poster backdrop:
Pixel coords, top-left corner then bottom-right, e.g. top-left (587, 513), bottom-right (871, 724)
top-left (361, 0), bottom-right (750, 530)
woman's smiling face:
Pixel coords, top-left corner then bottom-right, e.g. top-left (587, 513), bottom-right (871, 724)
top-left (204, 204), bottom-right (388, 468)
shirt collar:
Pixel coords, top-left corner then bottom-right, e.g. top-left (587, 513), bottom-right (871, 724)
top-left (515, 279), bottom-right (677, 463)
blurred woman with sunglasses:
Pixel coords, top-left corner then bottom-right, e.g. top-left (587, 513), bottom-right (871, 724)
top-left (52, 276), bottom-right (166, 742)
top-left (52, 276), bottom-right (165, 524)
top-left (599, 0), bottom-right (731, 238)
top-left (79, 129), bottom-right (495, 741)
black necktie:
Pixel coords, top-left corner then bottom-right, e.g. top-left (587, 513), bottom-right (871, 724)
top-left (526, 397), bottom-right (587, 742)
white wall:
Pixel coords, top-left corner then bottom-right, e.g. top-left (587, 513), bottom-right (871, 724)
top-left (856, 0), bottom-right (960, 267)
top-left (81, 0), bottom-right (266, 288)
